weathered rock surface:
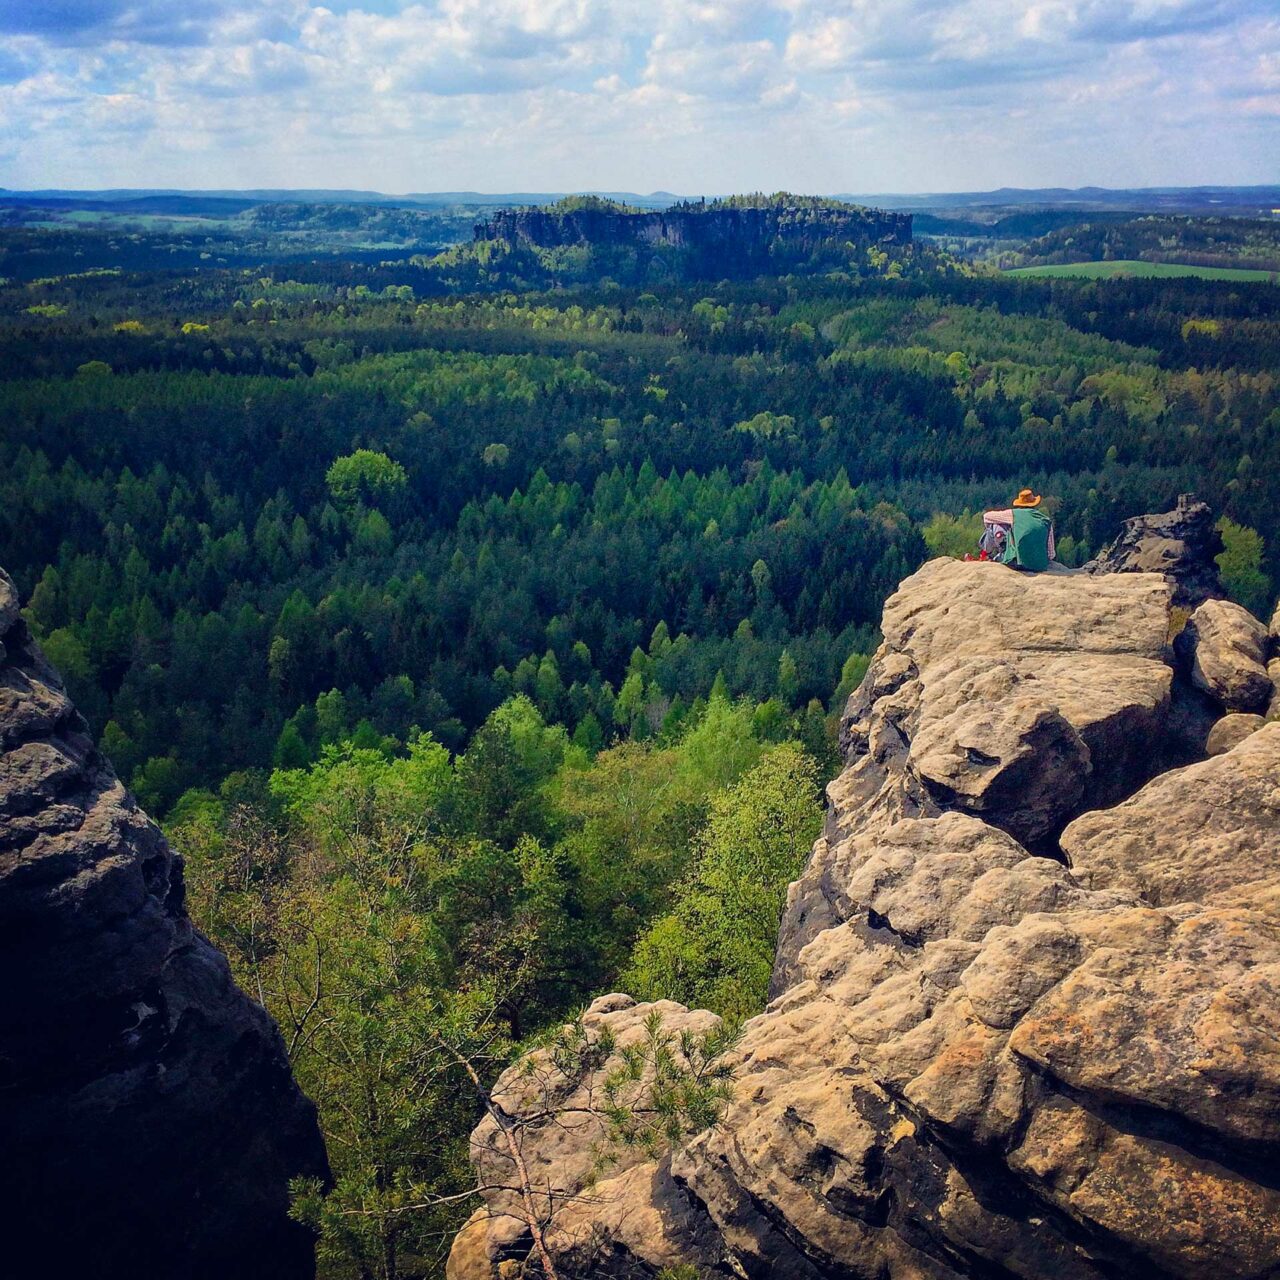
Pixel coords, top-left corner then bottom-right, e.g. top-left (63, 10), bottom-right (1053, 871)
top-left (778, 559), bottom-right (1178, 977)
top-left (449, 510), bottom-right (1280, 1280)
top-left (0, 568), bottom-right (328, 1278)
top-left (1178, 597), bottom-right (1273, 713)
top-left (1267, 610), bottom-right (1280, 716)
top-left (1206, 711), bottom-right (1267, 755)
top-left (448, 994), bottom-right (727, 1279)
top-left (1062, 722), bottom-right (1280, 912)
top-left (1084, 492), bottom-right (1225, 606)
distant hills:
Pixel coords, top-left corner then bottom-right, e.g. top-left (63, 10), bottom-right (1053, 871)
top-left (471, 194), bottom-right (914, 284)
top-left (2, 184), bottom-right (1276, 282)
top-left (3, 185), bottom-right (1278, 217)
top-left (0, 188), bottom-right (680, 211)
top-left (847, 185), bottom-right (1280, 214)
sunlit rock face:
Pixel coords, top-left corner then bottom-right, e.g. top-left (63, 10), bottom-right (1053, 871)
top-left (448, 503), bottom-right (1280, 1280)
top-left (0, 567), bottom-right (329, 1280)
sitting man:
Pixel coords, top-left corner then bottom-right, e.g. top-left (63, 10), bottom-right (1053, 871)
top-left (981, 489), bottom-right (1056, 570)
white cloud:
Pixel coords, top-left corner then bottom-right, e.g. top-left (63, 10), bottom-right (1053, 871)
top-left (0, 0), bottom-right (1275, 193)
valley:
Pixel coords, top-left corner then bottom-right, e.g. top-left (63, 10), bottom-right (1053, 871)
top-left (3, 192), bottom-right (1279, 1279)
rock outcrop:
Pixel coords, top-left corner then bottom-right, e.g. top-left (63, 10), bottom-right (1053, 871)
top-left (449, 508), bottom-right (1280, 1280)
top-left (0, 568), bottom-right (328, 1278)
top-left (449, 995), bottom-right (727, 1279)
top-left (476, 199), bottom-right (912, 281)
top-left (1084, 492), bottom-right (1224, 606)
top-left (1178, 597), bottom-right (1274, 713)
top-left (1205, 710), bottom-right (1267, 755)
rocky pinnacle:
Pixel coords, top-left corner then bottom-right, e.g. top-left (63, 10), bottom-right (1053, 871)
top-left (0, 567), bottom-right (328, 1279)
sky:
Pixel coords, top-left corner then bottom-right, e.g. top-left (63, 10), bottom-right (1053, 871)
top-left (0, 0), bottom-right (1276, 195)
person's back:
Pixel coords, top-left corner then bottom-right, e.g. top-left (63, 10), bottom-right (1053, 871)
top-left (1007, 505), bottom-right (1052, 570)
top-left (991, 488), bottom-right (1054, 570)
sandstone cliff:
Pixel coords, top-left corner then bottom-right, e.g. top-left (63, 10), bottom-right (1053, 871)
top-left (448, 513), bottom-right (1280, 1280)
top-left (0, 567), bottom-right (328, 1278)
top-left (476, 199), bottom-right (912, 280)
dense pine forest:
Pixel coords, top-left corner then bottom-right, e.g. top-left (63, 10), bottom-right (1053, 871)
top-left (4, 209), bottom-right (1279, 1277)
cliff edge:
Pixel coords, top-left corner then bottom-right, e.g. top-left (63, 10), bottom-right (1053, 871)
top-left (475, 197), bottom-right (912, 281)
top-left (0, 567), bottom-right (328, 1278)
top-left (448, 510), bottom-right (1280, 1280)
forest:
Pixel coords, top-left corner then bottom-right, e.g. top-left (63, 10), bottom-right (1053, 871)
top-left (3, 211), bottom-right (1280, 1278)
top-left (992, 214), bottom-right (1280, 274)
top-left (0, 196), bottom-right (490, 280)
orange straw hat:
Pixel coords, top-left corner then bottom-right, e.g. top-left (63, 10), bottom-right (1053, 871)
top-left (1012, 488), bottom-right (1042, 508)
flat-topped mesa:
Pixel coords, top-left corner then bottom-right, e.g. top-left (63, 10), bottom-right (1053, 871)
top-left (448, 503), bottom-right (1280, 1280)
top-left (475, 195), bottom-right (912, 278)
top-left (0, 567), bottom-right (328, 1279)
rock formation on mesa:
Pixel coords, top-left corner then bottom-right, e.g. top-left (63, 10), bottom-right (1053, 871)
top-left (0, 568), bottom-right (328, 1279)
top-left (449, 512), bottom-right (1280, 1280)
top-left (476, 197), bottom-right (912, 281)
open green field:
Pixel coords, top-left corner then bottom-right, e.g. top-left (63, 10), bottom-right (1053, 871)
top-left (1006, 259), bottom-right (1277, 282)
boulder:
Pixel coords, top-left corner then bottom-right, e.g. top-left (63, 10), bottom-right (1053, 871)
top-left (1062, 722), bottom-right (1280, 911)
top-left (448, 995), bottom-right (726, 1280)
top-left (1206, 711), bottom-right (1267, 755)
top-left (1084, 493), bottom-right (1224, 606)
top-left (1178, 597), bottom-right (1272, 712)
top-left (905, 650), bottom-right (1170, 848)
top-left (676, 897), bottom-right (1280, 1280)
top-left (0, 568), bottom-right (328, 1279)
top-left (448, 542), bottom-right (1280, 1280)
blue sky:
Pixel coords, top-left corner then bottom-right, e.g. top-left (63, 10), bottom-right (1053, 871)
top-left (0, 0), bottom-right (1276, 193)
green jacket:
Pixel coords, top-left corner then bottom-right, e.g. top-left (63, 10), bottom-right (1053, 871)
top-left (1002, 507), bottom-right (1052, 571)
